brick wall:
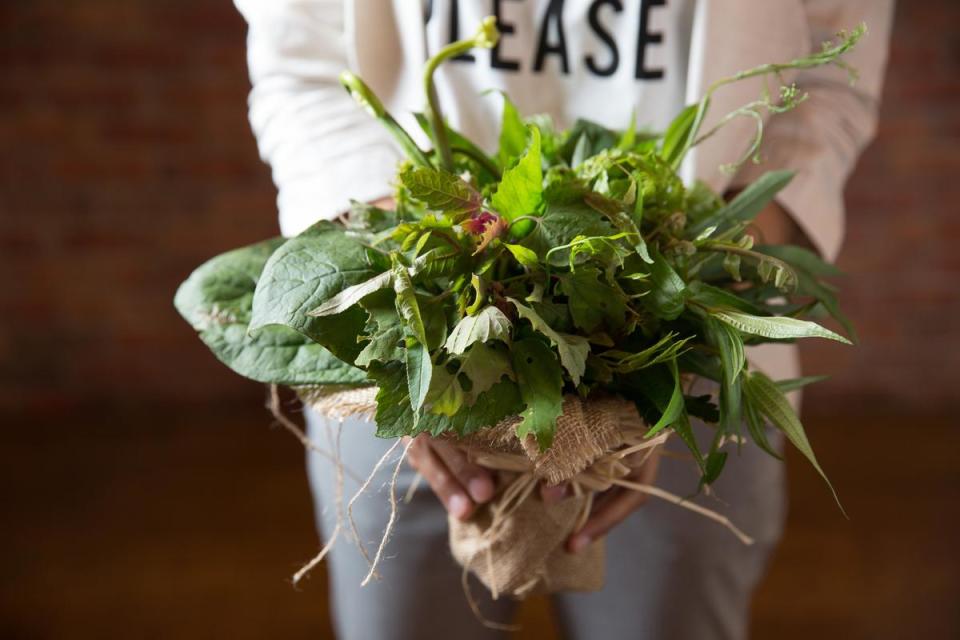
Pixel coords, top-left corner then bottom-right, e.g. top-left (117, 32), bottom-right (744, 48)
top-left (1, 1), bottom-right (956, 418)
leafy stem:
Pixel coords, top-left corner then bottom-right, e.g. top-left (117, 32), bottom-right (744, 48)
top-left (672, 24), bottom-right (866, 170)
top-left (424, 17), bottom-right (499, 171)
top-left (339, 71), bottom-right (431, 167)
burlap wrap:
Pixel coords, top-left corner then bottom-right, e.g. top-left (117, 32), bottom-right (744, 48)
top-left (301, 387), bottom-right (651, 599)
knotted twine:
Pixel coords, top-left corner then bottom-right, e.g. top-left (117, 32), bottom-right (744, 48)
top-left (277, 385), bottom-right (753, 624)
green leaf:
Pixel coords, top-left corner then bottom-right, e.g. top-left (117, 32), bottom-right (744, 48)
top-left (645, 360), bottom-right (685, 437)
top-left (744, 371), bottom-right (843, 512)
top-left (743, 392), bottom-right (782, 459)
top-left (308, 270), bottom-right (392, 317)
top-left (644, 248), bottom-right (688, 320)
top-left (504, 243), bottom-right (540, 268)
top-left (755, 244), bottom-right (856, 340)
top-left (405, 341), bottom-right (432, 413)
top-left (687, 170), bottom-right (794, 237)
top-left (660, 103), bottom-right (698, 168)
top-left (511, 338), bottom-right (564, 450)
top-left (249, 221), bottom-right (372, 363)
top-left (508, 298), bottom-right (590, 386)
top-left (354, 290), bottom-right (404, 367)
top-left (705, 317), bottom-right (745, 387)
top-left (713, 310), bottom-right (851, 344)
top-left (755, 244), bottom-right (842, 277)
top-left (424, 364), bottom-right (464, 416)
top-left (392, 255), bottom-right (428, 345)
top-left (687, 282), bottom-right (765, 315)
top-left (459, 341), bottom-right (515, 403)
top-left (496, 92), bottom-right (527, 166)
top-left (491, 126), bottom-right (543, 221)
top-left (559, 266), bottom-right (627, 333)
top-left (444, 305), bottom-right (512, 354)
top-left (521, 202), bottom-right (617, 265)
top-left (369, 361), bottom-right (522, 438)
top-left (400, 165), bottom-right (481, 216)
top-left (174, 238), bottom-right (364, 385)
top-left (776, 374), bottom-right (830, 393)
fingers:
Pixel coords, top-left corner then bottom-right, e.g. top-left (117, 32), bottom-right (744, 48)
top-left (567, 449), bottom-right (662, 553)
top-left (567, 489), bottom-right (649, 553)
top-left (405, 436), bottom-right (494, 521)
top-left (429, 438), bottom-right (495, 503)
top-left (540, 482), bottom-right (569, 505)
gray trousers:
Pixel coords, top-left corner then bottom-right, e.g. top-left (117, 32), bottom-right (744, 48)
top-left (304, 409), bottom-right (786, 640)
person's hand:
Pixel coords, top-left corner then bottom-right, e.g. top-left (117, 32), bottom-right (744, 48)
top-left (564, 447), bottom-right (662, 553)
top-left (405, 435), bottom-right (496, 521)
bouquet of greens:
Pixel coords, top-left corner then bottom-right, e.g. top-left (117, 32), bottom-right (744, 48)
top-left (176, 17), bottom-right (861, 503)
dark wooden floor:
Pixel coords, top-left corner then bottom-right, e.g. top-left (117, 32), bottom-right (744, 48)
top-left (2, 399), bottom-right (957, 639)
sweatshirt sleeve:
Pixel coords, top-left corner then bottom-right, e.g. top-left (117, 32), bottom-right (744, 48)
top-left (729, 0), bottom-right (895, 261)
top-left (234, 0), bottom-right (400, 236)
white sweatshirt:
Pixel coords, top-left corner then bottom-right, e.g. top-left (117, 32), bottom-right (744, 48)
top-left (236, 0), bottom-right (702, 237)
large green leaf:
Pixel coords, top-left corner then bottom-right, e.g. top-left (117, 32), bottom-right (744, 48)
top-left (713, 310), bottom-right (851, 344)
top-left (444, 305), bottom-right (512, 354)
top-left (511, 338), bottom-right (564, 450)
top-left (744, 371), bottom-right (842, 511)
top-left (508, 298), bottom-right (590, 386)
top-left (249, 221), bottom-right (373, 363)
top-left (491, 126), bottom-right (543, 221)
top-left (175, 238), bottom-right (363, 385)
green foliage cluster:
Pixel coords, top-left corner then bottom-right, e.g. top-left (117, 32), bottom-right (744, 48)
top-left (175, 18), bottom-right (863, 494)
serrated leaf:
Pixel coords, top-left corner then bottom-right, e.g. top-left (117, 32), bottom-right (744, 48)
top-left (520, 202), bottom-right (617, 265)
top-left (491, 126), bottom-right (542, 221)
top-left (459, 341), bottom-right (514, 403)
top-left (444, 305), bottom-right (512, 354)
top-left (405, 341), bottom-right (431, 413)
top-left (744, 371), bottom-right (842, 512)
top-left (424, 365), bottom-right (464, 416)
top-left (713, 310), bottom-right (851, 343)
top-left (559, 266), bottom-right (627, 333)
top-left (511, 338), bottom-right (563, 450)
top-left (508, 298), bottom-right (590, 386)
top-left (705, 317), bottom-right (745, 387)
top-left (391, 255), bottom-right (428, 345)
top-left (369, 361), bottom-right (522, 439)
top-left (400, 165), bottom-right (481, 216)
top-left (354, 290), bottom-right (404, 367)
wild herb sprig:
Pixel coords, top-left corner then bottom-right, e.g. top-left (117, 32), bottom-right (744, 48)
top-left (175, 19), bottom-right (863, 498)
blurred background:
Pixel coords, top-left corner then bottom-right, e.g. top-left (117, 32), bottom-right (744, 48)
top-left (1, 1), bottom-right (957, 638)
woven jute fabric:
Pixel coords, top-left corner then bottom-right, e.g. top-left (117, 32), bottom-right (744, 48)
top-left (302, 387), bottom-right (646, 598)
